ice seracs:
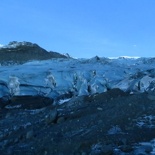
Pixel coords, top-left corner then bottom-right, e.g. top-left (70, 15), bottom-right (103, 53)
top-left (8, 76), bottom-right (20, 96)
top-left (0, 55), bottom-right (155, 100)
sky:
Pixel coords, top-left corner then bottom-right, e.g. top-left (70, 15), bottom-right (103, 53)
top-left (0, 0), bottom-right (155, 58)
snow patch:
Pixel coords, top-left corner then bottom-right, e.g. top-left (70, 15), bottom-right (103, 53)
top-left (58, 98), bottom-right (71, 105)
top-left (5, 104), bottom-right (21, 109)
top-left (108, 56), bottom-right (140, 59)
top-left (0, 44), bottom-right (4, 47)
top-left (136, 115), bottom-right (155, 128)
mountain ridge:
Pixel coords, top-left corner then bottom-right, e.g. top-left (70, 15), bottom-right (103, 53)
top-left (0, 41), bottom-right (68, 65)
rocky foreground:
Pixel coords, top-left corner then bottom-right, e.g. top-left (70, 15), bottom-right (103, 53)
top-left (1, 88), bottom-right (155, 155)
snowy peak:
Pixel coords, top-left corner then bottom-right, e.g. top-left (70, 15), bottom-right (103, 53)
top-left (2, 41), bottom-right (39, 49)
top-left (108, 56), bottom-right (140, 59)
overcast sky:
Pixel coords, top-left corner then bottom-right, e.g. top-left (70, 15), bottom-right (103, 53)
top-left (0, 0), bottom-right (155, 58)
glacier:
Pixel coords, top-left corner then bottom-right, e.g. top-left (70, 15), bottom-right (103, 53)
top-left (0, 56), bottom-right (155, 100)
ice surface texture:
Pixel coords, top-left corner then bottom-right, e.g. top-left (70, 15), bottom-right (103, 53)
top-left (0, 56), bottom-right (155, 98)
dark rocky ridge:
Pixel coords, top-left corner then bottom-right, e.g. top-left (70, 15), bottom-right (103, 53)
top-left (0, 41), bottom-right (67, 65)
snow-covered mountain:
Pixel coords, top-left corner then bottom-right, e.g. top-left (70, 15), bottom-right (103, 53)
top-left (0, 41), bottom-right (67, 65)
top-left (0, 42), bottom-right (155, 100)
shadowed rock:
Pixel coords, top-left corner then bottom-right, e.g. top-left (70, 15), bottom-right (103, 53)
top-left (9, 95), bottom-right (54, 109)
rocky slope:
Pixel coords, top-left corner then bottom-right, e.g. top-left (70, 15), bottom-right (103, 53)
top-left (1, 88), bottom-right (155, 154)
top-left (0, 41), bottom-right (67, 65)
